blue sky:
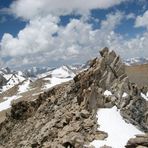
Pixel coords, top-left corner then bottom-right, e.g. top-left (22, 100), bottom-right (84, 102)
top-left (0, 0), bottom-right (148, 69)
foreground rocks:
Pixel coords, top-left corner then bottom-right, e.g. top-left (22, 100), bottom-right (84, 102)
top-left (125, 134), bottom-right (148, 148)
top-left (0, 82), bottom-right (107, 147)
top-left (0, 47), bottom-right (147, 147)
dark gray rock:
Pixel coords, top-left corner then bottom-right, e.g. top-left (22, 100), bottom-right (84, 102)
top-left (0, 74), bottom-right (7, 88)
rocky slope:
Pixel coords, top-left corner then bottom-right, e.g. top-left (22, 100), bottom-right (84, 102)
top-left (0, 48), bottom-right (147, 148)
top-left (125, 64), bottom-right (148, 87)
top-left (0, 66), bottom-right (75, 115)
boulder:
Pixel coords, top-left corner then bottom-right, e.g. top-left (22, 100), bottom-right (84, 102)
top-left (125, 134), bottom-right (148, 148)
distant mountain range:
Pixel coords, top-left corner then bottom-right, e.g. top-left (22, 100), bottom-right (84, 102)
top-left (0, 65), bottom-right (76, 94)
top-left (124, 57), bottom-right (148, 66)
top-left (0, 57), bottom-right (148, 93)
top-left (0, 67), bottom-right (26, 92)
top-left (0, 64), bottom-right (78, 114)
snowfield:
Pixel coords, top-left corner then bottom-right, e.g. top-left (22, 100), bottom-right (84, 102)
top-left (1, 73), bottom-right (25, 93)
top-left (51, 66), bottom-right (75, 78)
top-left (90, 106), bottom-right (143, 148)
top-left (43, 77), bottom-right (72, 90)
top-left (18, 80), bottom-right (31, 94)
top-left (0, 66), bottom-right (75, 112)
top-left (0, 95), bottom-right (22, 111)
top-left (42, 66), bottom-right (75, 90)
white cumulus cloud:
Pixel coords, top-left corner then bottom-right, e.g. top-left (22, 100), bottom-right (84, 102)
top-left (10, 0), bottom-right (125, 20)
top-left (0, 12), bottom-right (126, 69)
top-left (0, 0), bottom-right (148, 69)
top-left (135, 10), bottom-right (148, 29)
top-left (1, 15), bottom-right (59, 57)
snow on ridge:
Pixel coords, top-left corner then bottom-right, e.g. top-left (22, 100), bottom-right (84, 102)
top-left (2, 74), bottom-right (26, 92)
top-left (90, 107), bottom-right (143, 148)
top-left (141, 93), bottom-right (148, 101)
top-left (37, 71), bottom-right (51, 79)
top-left (122, 92), bottom-right (128, 98)
top-left (18, 80), bottom-right (31, 94)
top-left (17, 71), bottom-right (24, 76)
top-left (103, 90), bottom-right (112, 96)
top-left (43, 77), bottom-right (72, 90)
top-left (3, 74), bottom-right (13, 80)
top-left (0, 95), bottom-right (22, 112)
top-left (147, 92), bottom-right (148, 97)
top-left (104, 90), bottom-right (128, 98)
top-left (41, 66), bottom-right (75, 90)
top-left (51, 65), bottom-right (75, 78)
top-left (37, 65), bottom-right (75, 79)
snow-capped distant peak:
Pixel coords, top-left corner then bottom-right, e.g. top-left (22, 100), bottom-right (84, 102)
top-left (23, 66), bottom-right (52, 77)
top-left (0, 72), bottom-right (26, 93)
top-left (0, 65), bottom-right (76, 93)
top-left (17, 71), bottom-right (24, 76)
top-left (124, 57), bottom-right (148, 66)
top-left (0, 67), bottom-right (11, 75)
top-left (18, 79), bottom-right (31, 94)
top-left (51, 65), bottom-right (75, 78)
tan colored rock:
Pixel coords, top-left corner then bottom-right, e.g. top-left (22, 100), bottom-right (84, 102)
top-left (125, 134), bottom-right (148, 148)
top-left (94, 131), bottom-right (108, 140)
top-left (100, 146), bottom-right (112, 148)
top-left (80, 109), bottom-right (90, 118)
top-left (100, 47), bottom-right (109, 57)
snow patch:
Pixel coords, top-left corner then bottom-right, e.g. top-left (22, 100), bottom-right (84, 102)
top-left (43, 77), bottom-right (51, 81)
top-left (37, 71), bottom-right (51, 79)
top-left (147, 92), bottom-right (148, 97)
top-left (18, 80), bottom-right (30, 94)
top-left (90, 107), bottom-right (143, 148)
top-left (32, 92), bottom-right (43, 96)
top-left (122, 92), bottom-right (128, 98)
top-left (2, 74), bottom-right (25, 92)
top-left (43, 77), bottom-right (72, 90)
top-left (0, 95), bottom-right (22, 111)
top-left (42, 66), bottom-right (74, 90)
top-left (104, 90), bottom-right (112, 96)
top-left (141, 93), bottom-right (148, 101)
top-left (51, 66), bottom-right (75, 78)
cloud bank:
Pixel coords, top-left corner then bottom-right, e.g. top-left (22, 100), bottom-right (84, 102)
top-left (0, 0), bottom-right (148, 69)
top-left (135, 10), bottom-right (148, 29)
top-left (10, 0), bottom-right (125, 20)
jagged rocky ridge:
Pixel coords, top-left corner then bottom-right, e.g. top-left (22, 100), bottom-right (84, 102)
top-left (0, 48), bottom-right (147, 148)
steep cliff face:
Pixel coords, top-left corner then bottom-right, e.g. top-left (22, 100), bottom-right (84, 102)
top-left (0, 48), bottom-right (147, 148)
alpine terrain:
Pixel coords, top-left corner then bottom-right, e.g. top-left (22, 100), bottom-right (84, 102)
top-left (0, 47), bottom-right (148, 148)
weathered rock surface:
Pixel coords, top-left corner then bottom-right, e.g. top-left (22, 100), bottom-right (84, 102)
top-left (125, 134), bottom-right (148, 148)
top-left (0, 47), bottom-right (147, 147)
